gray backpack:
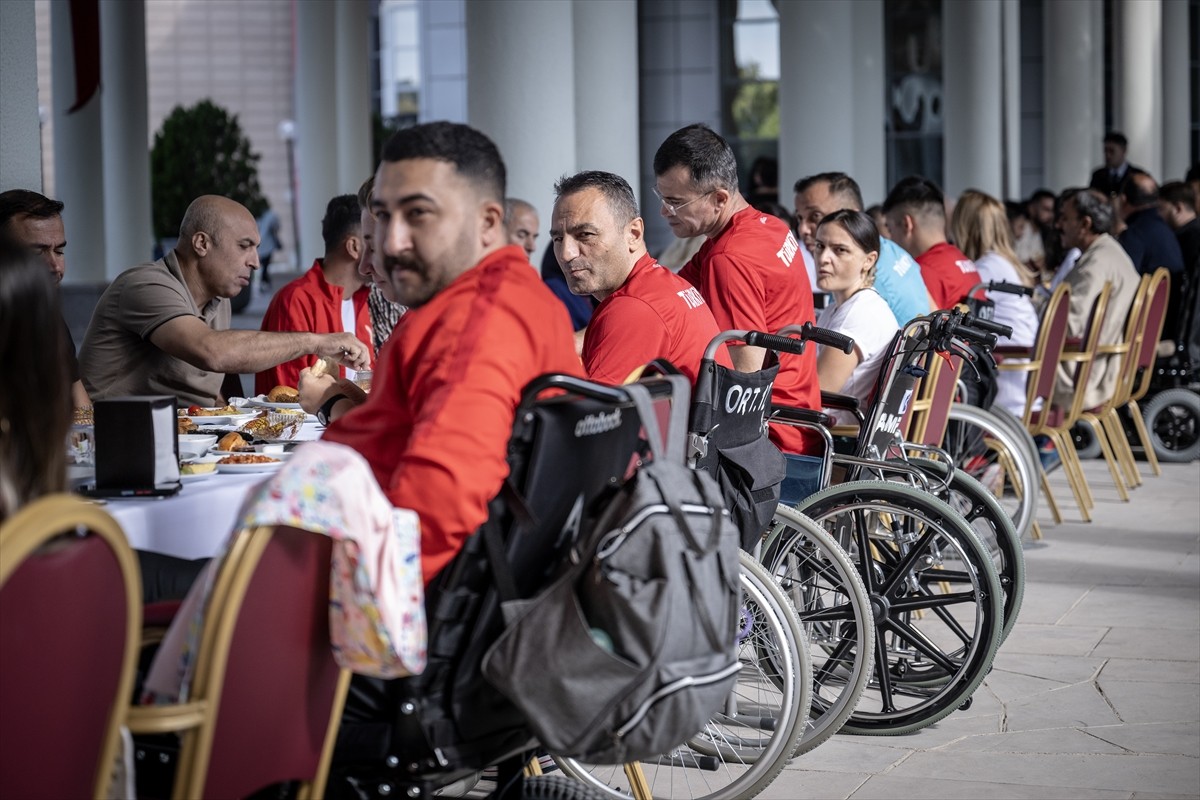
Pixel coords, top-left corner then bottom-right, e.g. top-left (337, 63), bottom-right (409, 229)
top-left (481, 376), bottom-right (742, 764)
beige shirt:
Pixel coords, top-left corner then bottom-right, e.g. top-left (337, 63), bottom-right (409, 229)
top-left (1052, 234), bottom-right (1140, 410)
top-left (79, 251), bottom-right (231, 406)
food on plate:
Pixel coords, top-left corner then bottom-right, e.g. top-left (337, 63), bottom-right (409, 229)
top-left (73, 406), bottom-right (94, 425)
top-left (180, 404), bottom-right (239, 417)
top-left (267, 385), bottom-right (300, 403)
top-left (180, 460), bottom-right (217, 475)
top-left (217, 454), bottom-right (280, 465)
top-left (177, 417), bottom-right (198, 434)
top-left (216, 432), bottom-right (249, 451)
top-left (309, 356), bottom-right (338, 378)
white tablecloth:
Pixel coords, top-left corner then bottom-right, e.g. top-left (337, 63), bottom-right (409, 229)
top-left (69, 422), bottom-right (327, 559)
top-left (105, 472), bottom-right (267, 559)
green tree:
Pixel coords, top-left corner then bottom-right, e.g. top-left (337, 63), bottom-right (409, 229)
top-left (732, 64), bottom-right (780, 140)
top-left (150, 99), bottom-right (268, 240)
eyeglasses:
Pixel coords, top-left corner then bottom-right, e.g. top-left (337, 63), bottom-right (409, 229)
top-left (653, 187), bottom-right (714, 216)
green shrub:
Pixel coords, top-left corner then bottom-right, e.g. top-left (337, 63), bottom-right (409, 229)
top-left (150, 99), bottom-right (268, 240)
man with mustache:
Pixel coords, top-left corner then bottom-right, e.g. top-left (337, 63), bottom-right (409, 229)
top-left (312, 121), bottom-right (582, 583)
top-left (551, 169), bottom-right (732, 384)
top-left (79, 194), bottom-right (370, 407)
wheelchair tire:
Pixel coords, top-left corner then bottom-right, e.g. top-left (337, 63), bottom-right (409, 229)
top-left (1142, 388), bottom-right (1200, 463)
top-left (794, 481), bottom-right (1004, 736)
top-left (523, 774), bottom-right (621, 799)
top-left (944, 404), bottom-right (1039, 542)
top-left (901, 458), bottom-right (1025, 644)
top-left (1070, 422), bottom-right (1103, 460)
top-left (553, 552), bottom-right (811, 800)
top-left (761, 505), bottom-right (874, 753)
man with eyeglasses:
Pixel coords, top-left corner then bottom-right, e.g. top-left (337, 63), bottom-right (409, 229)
top-left (653, 124), bottom-right (821, 455)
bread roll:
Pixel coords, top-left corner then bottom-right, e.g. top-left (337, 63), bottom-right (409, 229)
top-left (309, 356), bottom-right (338, 378)
top-left (217, 432), bottom-right (247, 451)
top-left (267, 385), bottom-right (300, 403)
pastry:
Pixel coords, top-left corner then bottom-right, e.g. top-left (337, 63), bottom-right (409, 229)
top-left (216, 432), bottom-right (248, 451)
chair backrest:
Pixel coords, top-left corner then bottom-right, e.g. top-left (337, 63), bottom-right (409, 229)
top-left (907, 347), bottom-right (961, 447)
top-left (1106, 274), bottom-right (1152, 410)
top-left (1023, 282), bottom-right (1072, 429)
top-left (1130, 268), bottom-right (1172, 403)
top-left (176, 525), bottom-right (346, 800)
top-left (0, 495), bottom-right (141, 800)
top-left (1063, 282), bottom-right (1113, 423)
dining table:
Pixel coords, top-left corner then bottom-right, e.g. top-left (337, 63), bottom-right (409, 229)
top-left (69, 419), bottom-right (326, 560)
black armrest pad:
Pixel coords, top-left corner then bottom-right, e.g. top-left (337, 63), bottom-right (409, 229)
top-left (819, 391), bottom-right (859, 411)
top-left (770, 405), bottom-right (834, 429)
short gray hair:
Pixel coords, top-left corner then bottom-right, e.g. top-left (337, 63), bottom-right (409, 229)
top-left (1071, 189), bottom-right (1115, 235)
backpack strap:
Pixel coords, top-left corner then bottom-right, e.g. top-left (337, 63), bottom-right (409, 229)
top-left (625, 375), bottom-right (692, 465)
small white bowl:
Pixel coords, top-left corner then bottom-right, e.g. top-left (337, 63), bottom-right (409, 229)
top-left (178, 434), bottom-right (219, 458)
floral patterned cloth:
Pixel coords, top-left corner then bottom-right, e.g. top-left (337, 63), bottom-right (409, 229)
top-left (143, 441), bottom-right (426, 703)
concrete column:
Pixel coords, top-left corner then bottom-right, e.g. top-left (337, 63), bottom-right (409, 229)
top-left (0, 0), bottom-right (42, 192)
top-left (295, 0), bottom-right (339, 266)
top-left (851, 0), bottom-right (886, 206)
top-left (51, 0), bottom-right (106, 283)
top-left (1161, 0), bottom-right (1190, 181)
top-left (1001, 0), bottom-right (1021, 200)
top-left (1043, 0), bottom-right (1098, 191)
top-left (943, 0), bottom-right (1003, 198)
top-left (1117, 0), bottom-right (1162, 179)
top-left (335, 0), bottom-right (373, 191)
top-left (466, 0), bottom-right (575, 233)
top-left (573, 0), bottom-right (639, 205)
top-left (100, 0), bottom-right (152, 277)
top-left (778, 1), bottom-right (855, 200)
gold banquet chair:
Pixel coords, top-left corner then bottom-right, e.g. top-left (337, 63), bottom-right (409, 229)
top-left (1118, 268), bottom-right (1173, 479)
top-left (127, 525), bottom-right (350, 800)
top-left (0, 495), bottom-right (142, 800)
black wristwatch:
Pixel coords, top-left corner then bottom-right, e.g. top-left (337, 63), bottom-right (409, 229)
top-left (317, 393), bottom-right (348, 426)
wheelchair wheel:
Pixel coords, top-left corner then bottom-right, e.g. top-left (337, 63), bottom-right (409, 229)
top-left (900, 458), bottom-right (1025, 644)
top-left (944, 403), bottom-right (1038, 542)
top-left (794, 481), bottom-right (1004, 736)
top-left (523, 774), bottom-right (621, 799)
top-left (553, 552), bottom-right (811, 800)
top-left (1142, 388), bottom-right (1200, 463)
top-left (761, 505), bottom-right (874, 753)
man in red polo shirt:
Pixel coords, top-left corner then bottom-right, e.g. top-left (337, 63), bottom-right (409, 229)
top-left (312, 122), bottom-right (581, 583)
top-left (551, 170), bottom-right (732, 384)
top-left (255, 194), bottom-right (373, 395)
top-left (882, 176), bottom-right (981, 310)
top-left (653, 124), bottom-right (820, 454)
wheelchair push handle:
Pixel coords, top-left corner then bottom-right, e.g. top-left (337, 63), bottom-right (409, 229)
top-left (964, 315), bottom-right (1014, 339)
top-left (776, 322), bottom-right (856, 354)
top-left (518, 372), bottom-right (673, 411)
top-left (985, 280), bottom-right (1034, 297)
top-left (948, 322), bottom-right (999, 350)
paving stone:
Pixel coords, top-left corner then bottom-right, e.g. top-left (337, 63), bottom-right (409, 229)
top-left (981, 665), bottom-right (1071, 702)
top-left (990, 651), bottom-right (1107, 684)
top-left (1060, 586), bottom-right (1200, 629)
top-left (1003, 681), bottom-right (1122, 731)
top-left (884, 751), bottom-right (1199, 795)
top-left (848, 774), bottom-right (1134, 799)
top-left (939, 726), bottom-right (1127, 754)
top-left (1094, 679), bottom-right (1200, 725)
top-left (789, 736), bottom-right (909, 774)
top-left (1100, 658), bottom-right (1200, 684)
top-left (1093, 625), bottom-right (1200, 661)
top-left (1000, 622), bottom-right (1110, 656)
top-left (1009, 583), bottom-right (1092, 624)
top-left (757, 768), bottom-right (868, 800)
top-left (1083, 722), bottom-right (1200, 758)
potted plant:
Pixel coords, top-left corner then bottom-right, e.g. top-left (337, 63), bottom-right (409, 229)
top-left (151, 99), bottom-right (268, 313)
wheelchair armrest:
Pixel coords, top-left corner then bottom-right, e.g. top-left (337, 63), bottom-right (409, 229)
top-left (819, 391), bottom-right (859, 412)
top-left (993, 345), bottom-right (1033, 358)
top-left (770, 405), bottom-right (834, 429)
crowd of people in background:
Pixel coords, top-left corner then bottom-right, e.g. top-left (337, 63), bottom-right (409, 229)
top-left (3, 122), bottom-right (1199, 568)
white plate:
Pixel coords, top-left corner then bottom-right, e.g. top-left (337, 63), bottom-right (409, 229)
top-left (180, 411), bottom-right (260, 425)
top-left (179, 434), bottom-right (219, 458)
top-left (179, 455), bottom-right (221, 482)
top-left (246, 395), bottom-right (304, 411)
top-left (214, 453), bottom-right (291, 474)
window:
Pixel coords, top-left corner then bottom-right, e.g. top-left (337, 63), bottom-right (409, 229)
top-left (884, 0), bottom-right (944, 188)
top-left (379, 0), bottom-right (420, 130)
top-left (719, 0), bottom-right (780, 199)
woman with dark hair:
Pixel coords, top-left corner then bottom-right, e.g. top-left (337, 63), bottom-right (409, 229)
top-left (812, 209), bottom-right (900, 424)
top-left (0, 240), bottom-right (73, 521)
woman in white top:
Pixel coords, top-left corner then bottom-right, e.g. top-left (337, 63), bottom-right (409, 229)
top-left (812, 210), bottom-right (901, 425)
top-left (950, 190), bottom-right (1041, 417)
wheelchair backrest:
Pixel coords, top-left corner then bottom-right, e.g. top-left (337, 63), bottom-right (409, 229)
top-left (689, 356), bottom-right (781, 471)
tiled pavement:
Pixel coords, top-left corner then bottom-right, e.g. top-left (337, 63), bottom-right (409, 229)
top-left (767, 457), bottom-right (1200, 800)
